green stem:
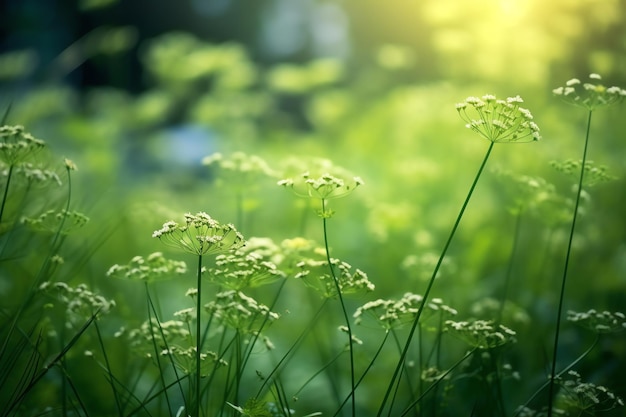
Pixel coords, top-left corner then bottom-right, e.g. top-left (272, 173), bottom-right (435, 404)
top-left (487, 349), bottom-right (507, 417)
top-left (497, 210), bottom-right (523, 325)
top-left (321, 198), bottom-right (356, 417)
top-left (293, 348), bottom-right (346, 399)
top-left (35, 163), bottom-right (73, 286)
top-left (400, 348), bottom-right (478, 417)
top-left (93, 319), bottom-right (123, 416)
top-left (239, 278), bottom-right (288, 381)
top-left (332, 330), bottom-right (391, 417)
top-left (144, 283), bottom-right (174, 415)
top-left (517, 334), bottom-right (599, 417)
top-left (125, 374), bottom-right (190, 417)
top-left (256, 299), bottom-right (329, 398)
top-left (417, 324), bottom-right (423, 410)
top-left (387, 330), bottom-right (417, 417)
top-left (237, 331), bottom-right (243, 406)
top-left (201, 319), bottom-right (231, 407)
top-left (0, 163), bottom-right (14, 225)
top-left (5, 311), bottom-right (99, 416)
top-left (547, 110), bottom-right (593, 417)
top-left (430, 311), bottom-right (445, 416)
top-left (51, 165), bottom-right (73, 255)
top-left (196, 254), bottom-right (203, 417)
top-left (377, 141), bottom-right (494, 417)
top-left (61, 322), bottom-right (67, 417)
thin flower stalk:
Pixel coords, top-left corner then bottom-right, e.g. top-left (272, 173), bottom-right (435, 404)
top-left (513, 335), bottom-right (600, 417)
top-left (39, 160), bottom-right (78, 281)
top-left (278, 162), bottom-right (363, 417)
top-left (144, 282), bottom-right (185, 414)
top-left (377, 141), bottom-right (494, 417)
top-left (547, 74), bottom-right (624, 417)
top-left (378, 94), bottom-right (539, 416)
top-left (255, 299), bottom-right (330, 399)
top-left (332, 330), bottom-right (391, 417)
top-left (321, 197), bottom-right (357, 417)
top-left (399, 348), bottom-right (478, 417)
top-left (153, 212), bottom-right (244, 417)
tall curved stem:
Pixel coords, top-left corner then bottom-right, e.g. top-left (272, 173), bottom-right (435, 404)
top-left (322, 198), bottom-right (356, 417)
top-left (377, 141), bottom-right (494, 416)
top-left (196, 253), bottom-right (203, 417)
top-left (547, 110), bottom-right (593, 416)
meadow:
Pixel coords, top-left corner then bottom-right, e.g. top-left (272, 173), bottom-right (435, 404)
top-left (1, 3), bottom-right (626, 416)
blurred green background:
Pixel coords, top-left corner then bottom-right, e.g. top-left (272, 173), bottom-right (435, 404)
top-left (1, 0), bottom-right (625, 415)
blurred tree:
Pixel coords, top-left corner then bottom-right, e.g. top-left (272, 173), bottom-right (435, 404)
top-left (2, 0), bottom-right (625, 92)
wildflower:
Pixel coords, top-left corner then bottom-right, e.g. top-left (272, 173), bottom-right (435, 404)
top-left (456, 94), bottom-right (541, 143)
top-left (492, 169), bottom-right (567, 219)
top-left (470, 297), bottom-right (530, 325)
top-left (207, 251), bottom-right (285, 290)
top-left (202, 151), bottom-right (277, 190)
top-left (550, 159), bottom-right (616, 187)
top-left (237, 236), bottom-right (284, 265)
top-left (281, 237), bottom-right (320, 253)
top-left (277, 237), bottom-right (324, 274)
top-left (354, 298), bottom-right (397, 329)
top-left (421, 367), bottom-right (449, 383)
top-left (126, 318), bottom-right (190, 358)
top-left (501, 363), bottom-right (521, 381)
top-left (556, 370), bottom-right (624, 413)
top-left (205, 290), bottom-right (279, 332)
top-left (354, 293), bottom-right (456, 330)
top-left (173, 307), bottom-right (195, 322)
top-left (125, 318), bottom-right (225, 375)
top-left (51, 255), bottom-right (64, 265)
top-left (262, 335), bottom-right (275, 350)
top-left (278, 158), bottom-right (363, 200)
top-left (279, 172), bottom-right (363, 200)
top-left (567, 309), bottom-right (626, 334)
top-left (491, 169), bottom-right (575, 227)
top-left (39, 281), bottom-right (115, 324)
top-left (0, 125), bottom-right (46, 165)
top-left (402, 252), bottom-right (457, 282)
top-left (10, 163), bottom-right (62, 187)
top-left (163, 346), bottom-right (226, 376)
top-left (64, 158), bottom-right (78, 171)
top-left (445, 319), bottom-right (516, 349)
top-left (295, 257), bottom-right (374, 299)
top-left (152, 211), bottom-right (245, 255)
top-left (338, 325), bottom-right (363, 345)
top-left (21, 209), bottom-right (89, 235)
top-left (107, 252), bottom-right (187, 282)
top-left (553, 73), bottom-right (626, 110)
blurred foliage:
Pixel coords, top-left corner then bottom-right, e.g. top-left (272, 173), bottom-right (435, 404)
top-left (1, 0), bottom-right (625, 415)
